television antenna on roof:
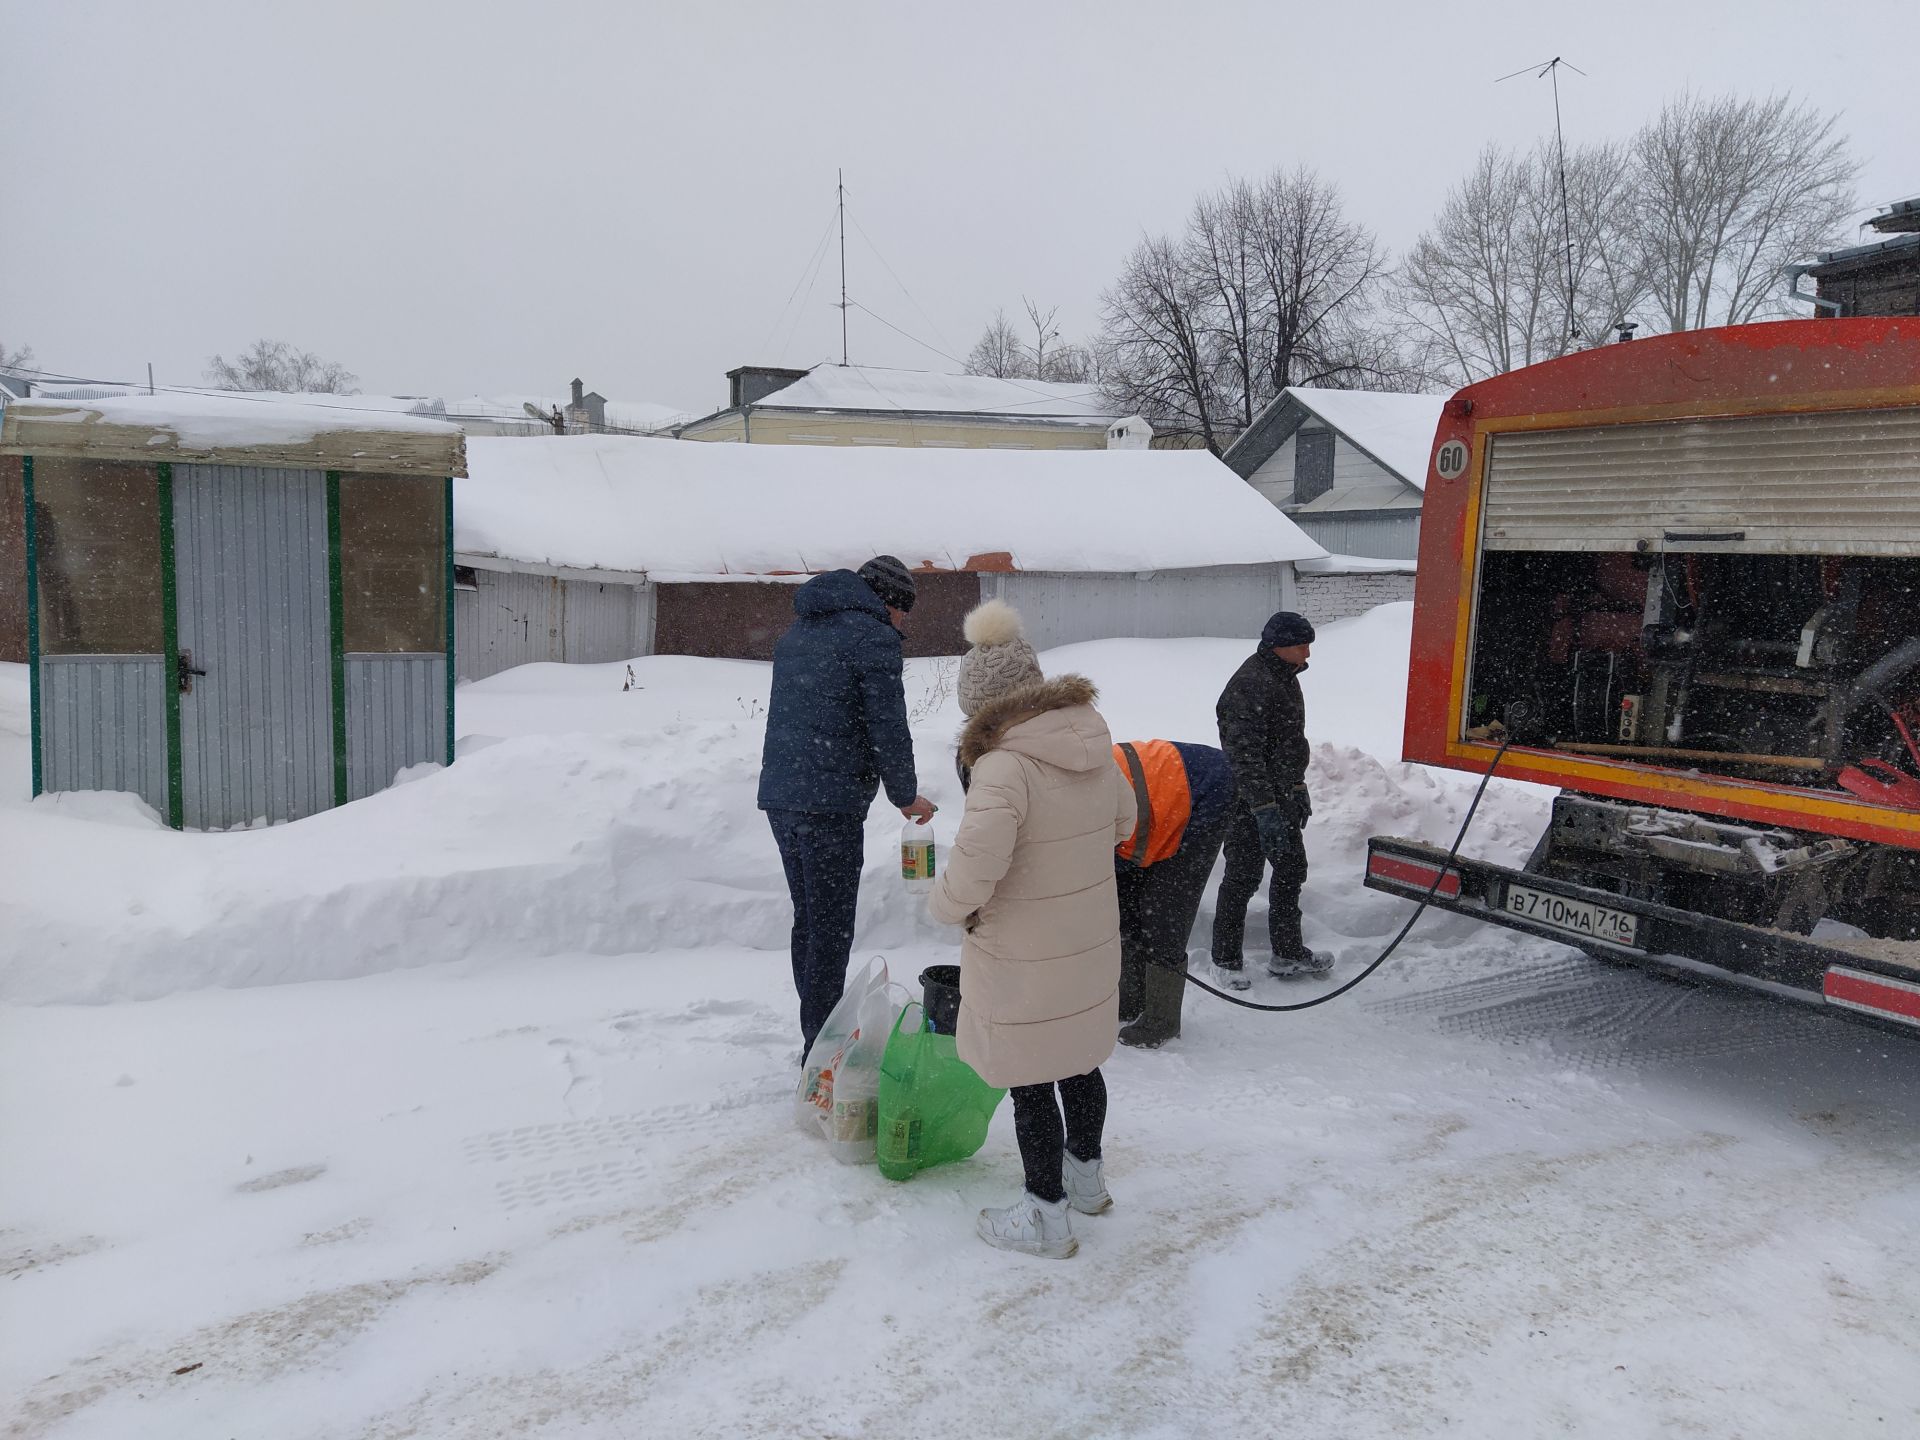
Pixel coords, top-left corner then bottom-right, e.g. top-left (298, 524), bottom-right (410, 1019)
top-left (1497, 55), bottom-right (1587, 345)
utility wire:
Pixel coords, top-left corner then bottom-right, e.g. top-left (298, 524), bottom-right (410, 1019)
top-left (757, 205), bottom-right (843, 358)
top-left (775, 218), bottom-right (839, 364)
top-left (843, 203), bottom-right (961, 360)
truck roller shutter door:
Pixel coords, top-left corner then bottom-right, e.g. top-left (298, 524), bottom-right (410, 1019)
top-left (1482, 407), bottom-right (1920, 557)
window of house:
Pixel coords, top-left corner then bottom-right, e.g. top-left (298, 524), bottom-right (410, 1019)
top-left (1293, 428), bottom-right (1335, 505)
top-left (338, 474), bottom-right (447, 653)
top-left (31, 458), bottom-right (163, 654)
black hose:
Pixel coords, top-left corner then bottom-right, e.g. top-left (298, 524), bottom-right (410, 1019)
top-left (1183, 733), bottom-right (1515, 1013)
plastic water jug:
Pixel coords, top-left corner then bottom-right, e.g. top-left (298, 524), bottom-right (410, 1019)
top-left (902, 819), bottom-right (937, 894)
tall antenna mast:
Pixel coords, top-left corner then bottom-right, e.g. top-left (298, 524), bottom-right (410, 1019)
top-left (837, 169), bottom-right (849, 367)
top-left (1498, 55), bottom-right (1586, 345)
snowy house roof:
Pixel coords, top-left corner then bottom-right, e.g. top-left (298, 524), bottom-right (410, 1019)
top-left (740, 365), bottom-right (1120, 423)
top-left (1222, 387), bottom-right (1447, 493)
top-left (0, 393), bottom-right (466, 476)
top-left (454, 435), bottom-right (1325, 579)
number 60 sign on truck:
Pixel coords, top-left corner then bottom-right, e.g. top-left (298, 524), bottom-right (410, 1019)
top-left (1364, 316), bottom-right (1920, 1035)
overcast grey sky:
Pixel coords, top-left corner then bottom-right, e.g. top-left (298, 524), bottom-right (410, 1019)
top-left (3, 0), bottom-right (1913, 415)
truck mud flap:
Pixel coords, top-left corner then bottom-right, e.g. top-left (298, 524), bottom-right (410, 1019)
top-left (1364, 836), bottom-right (1920, 1036)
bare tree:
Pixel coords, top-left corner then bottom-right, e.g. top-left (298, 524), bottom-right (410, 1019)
top-left (1098, 233), bottom-right (1229, 451)
top-left (1099, 166), bottom-right (1405, 451)
top-left (967, 300), bottom-right (1098, 384)
top-left (964, 309), bottom-right (1028, 378)
top-left (1247, 167), bottom-right (1402, 396)
top-left (1021, 297), bottom-right (1063, 382)
top-left (1630, 92), bottom-right (1857, 330)
top-left (1395, 140), bottom-right (1646, 384)
top-left (205, 339), bottom-right (358, 393)
top-left (0, 339), bottom-right (32, 373)
top-left (1042, 341), bottom-right (1096, 384)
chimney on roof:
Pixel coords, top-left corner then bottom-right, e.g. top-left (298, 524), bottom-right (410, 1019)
top-left (563, 378), bottom-right (605, 433)
top-left (1105, 415), bottom-right (1154, 451)
top-left (727, 364), bottom-right (810, 409)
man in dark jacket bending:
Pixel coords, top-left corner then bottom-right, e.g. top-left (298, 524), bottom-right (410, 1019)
top-left (759, 556), bottom-right (934, 1053)
top-left (1210, 610), bottom-right (1330, 987)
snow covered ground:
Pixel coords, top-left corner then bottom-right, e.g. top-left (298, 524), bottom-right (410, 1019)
top-left (4, 605), bottom-right (1919, 1438)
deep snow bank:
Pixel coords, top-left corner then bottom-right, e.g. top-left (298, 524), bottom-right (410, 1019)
top-left (0, 606), bottom-right (1551, 1004)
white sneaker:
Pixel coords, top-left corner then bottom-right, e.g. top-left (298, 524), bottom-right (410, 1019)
top-left (976, 1192), bottom-right (1078, 1258)
top-left (1211, 962), bottom-right (1252, 992)
top-left (1062, 1153), bottom-right (1112, 1216)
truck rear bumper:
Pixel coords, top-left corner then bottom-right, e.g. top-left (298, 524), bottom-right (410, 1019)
top-left (1364, 837), bottom-right (1920, 1035)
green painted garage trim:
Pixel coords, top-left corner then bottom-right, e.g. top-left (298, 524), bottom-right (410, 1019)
top-left (326, 471), bottom-right (347, 809)
top-left (444, 475), bottom-right (455, 764)
top-left (156, 462), bottom-right (184, 829)
top-left (22, 456), bottom-right (40, 798)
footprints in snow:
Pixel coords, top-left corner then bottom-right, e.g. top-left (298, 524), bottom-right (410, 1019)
top-left (542, 996), bottom-right (790, 1119)
top-left (235, 1163), bottom-right (328, 1194)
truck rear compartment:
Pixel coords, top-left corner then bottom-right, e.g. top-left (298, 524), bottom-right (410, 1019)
top-left (1468, 544), bottom-right (1920, 800)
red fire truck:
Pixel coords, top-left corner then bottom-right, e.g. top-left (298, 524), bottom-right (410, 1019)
top-left (1364, 317), bottom-right (1920, 1034)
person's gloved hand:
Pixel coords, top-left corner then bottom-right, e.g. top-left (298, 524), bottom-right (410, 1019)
top-left (1252, 803), bottom-right (1298, 863)
top-left (1287, 787), bottom-right (1313, 828)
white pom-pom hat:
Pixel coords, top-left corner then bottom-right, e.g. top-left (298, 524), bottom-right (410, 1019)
top-left (957, 599), bottom-right (1044, 717)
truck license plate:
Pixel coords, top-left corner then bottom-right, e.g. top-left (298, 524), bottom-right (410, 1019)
top-left (1503, 883), bottom-right (1641, 948)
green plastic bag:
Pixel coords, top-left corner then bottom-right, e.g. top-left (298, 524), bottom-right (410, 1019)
top-left (875, 1002), bottom-right (1006, 1182)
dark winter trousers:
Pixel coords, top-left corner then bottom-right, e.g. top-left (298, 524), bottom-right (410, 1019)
top-left (1010, 1070), bottom-right (1107, 1205)
top-left (766, 809), bottom-right (866, 1055)
top-left (1115, 803), bottom-right (1233, 1017)
top-left (1210, 801), bottom-right (1310, 966)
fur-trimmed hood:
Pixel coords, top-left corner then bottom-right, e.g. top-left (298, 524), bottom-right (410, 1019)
top-left (956, 674), bottom-right (1107, 772)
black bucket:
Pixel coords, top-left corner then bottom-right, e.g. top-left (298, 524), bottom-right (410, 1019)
top-left (919, 964), bottom-right (962, 1036)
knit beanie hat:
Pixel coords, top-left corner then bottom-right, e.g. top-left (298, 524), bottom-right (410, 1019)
top-left (1261, 610), bottom-right (1316, 650)
top-left (957, 599), bottom-right (1043, 717)
top-left (858, 555), bottom-right (916, 612)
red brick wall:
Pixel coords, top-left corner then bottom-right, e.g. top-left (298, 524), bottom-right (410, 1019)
top-left (653, 571), bottom-right (977, 662)
top-left (0, 455), bottom-right (25, 664)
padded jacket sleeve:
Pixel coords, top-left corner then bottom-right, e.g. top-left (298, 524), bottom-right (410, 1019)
top-left (928, 752), bottom-right (1028, 927)
top-left (853, 623), bottom-right (919, 808)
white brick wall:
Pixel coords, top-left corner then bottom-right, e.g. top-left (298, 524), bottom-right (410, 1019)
top-left (1295, 569), bottom-right (1416, 625)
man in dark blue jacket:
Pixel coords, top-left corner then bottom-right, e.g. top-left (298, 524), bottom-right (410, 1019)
top-left (759, 555), bottom-right (934, 1054)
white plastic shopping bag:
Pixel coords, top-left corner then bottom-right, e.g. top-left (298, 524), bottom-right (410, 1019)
top-left (794, 956), bottom-right (906, 1164)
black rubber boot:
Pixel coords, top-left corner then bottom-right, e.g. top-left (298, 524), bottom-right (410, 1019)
top-left (1118, 965), bottom-right (1186, 1049)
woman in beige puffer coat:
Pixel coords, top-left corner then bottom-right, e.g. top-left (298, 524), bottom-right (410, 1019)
top-left (929, 599), bottom-right (1135, 1259)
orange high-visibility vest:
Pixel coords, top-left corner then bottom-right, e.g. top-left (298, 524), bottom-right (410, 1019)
top-left (1113, 740), bottom-right (1193, 867)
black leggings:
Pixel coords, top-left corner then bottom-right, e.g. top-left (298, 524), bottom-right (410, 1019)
top-left (1009, 1070), bottom-right (1106, 1204)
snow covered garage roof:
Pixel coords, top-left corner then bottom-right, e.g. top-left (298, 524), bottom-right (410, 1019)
top-left (0, 393), bottom-right (467, 476)
top-left (454, 435), bottom-right (1326, 578)
top-left (1222, 386), bottom-right (1447, 492)
top-left (753, 365), bottom-right (1119, 422)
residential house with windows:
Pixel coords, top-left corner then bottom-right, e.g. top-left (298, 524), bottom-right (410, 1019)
top-left (1221, 387), bottom-right (1446, 563)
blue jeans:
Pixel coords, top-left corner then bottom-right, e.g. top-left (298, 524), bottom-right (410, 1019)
top-left (766, 809), bottom-right (866, 1055)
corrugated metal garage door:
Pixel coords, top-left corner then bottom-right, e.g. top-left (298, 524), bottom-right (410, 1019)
top-left (1483, 407), bottom-right (1920, 555)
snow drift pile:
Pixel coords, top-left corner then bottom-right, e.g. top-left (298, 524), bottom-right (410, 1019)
top-left (0, 605), bottom-right (1550, 1005)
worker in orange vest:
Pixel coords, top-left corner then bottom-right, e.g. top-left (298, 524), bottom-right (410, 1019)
top-left (1111, 740), bottom-right (1237, 1048)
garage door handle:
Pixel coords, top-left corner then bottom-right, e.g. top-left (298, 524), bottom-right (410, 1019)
top-left (177, 650), bottom-right (207, 694)
top-left (1662, 529), bottom-right (1746, 544)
